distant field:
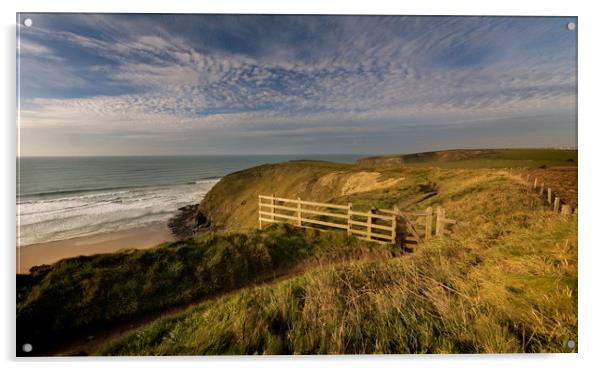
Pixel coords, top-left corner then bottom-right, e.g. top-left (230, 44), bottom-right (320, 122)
top-left (357, 149), bottom-right (578, 169)
top-left (514, 167), bottom-right (578, 207)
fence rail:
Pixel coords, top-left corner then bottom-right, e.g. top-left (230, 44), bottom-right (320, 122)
top-left (258, 194), bottom-right (456, 245)
top-left (259, 194), bottom-right (395, 243)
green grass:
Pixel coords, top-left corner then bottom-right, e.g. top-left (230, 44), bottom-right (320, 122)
top-left (100, 217), bottom-right (576, 355)
top-left (196, 162), bottom-right (442, 231)
top-left (98, 168), bottom-right (577, 355)
top-left (407, 158), bottom-right (574, 169)
top-left (196, 150), bottom-right (577, 234)
top-left (359, 149), bottom-right (578, 169)
top-left (17, 224), bottom-right (397, 355)
top-left (198, 160), bottom-right (358, 230)
top-left (17, 151), bottom-right (578, 355)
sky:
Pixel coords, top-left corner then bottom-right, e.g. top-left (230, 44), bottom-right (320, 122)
top-left (17, 14), bottom-right (577, 156)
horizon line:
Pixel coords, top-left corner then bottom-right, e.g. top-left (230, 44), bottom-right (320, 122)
top-left (16, 146), bottom-right (578, 159)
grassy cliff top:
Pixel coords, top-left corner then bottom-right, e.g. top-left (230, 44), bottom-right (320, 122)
top-left (195, 149), bottom-right (577, 233)
top-left (100, 165), bottom-right (577, 355)
top-left (357, 148), bottom-right (578, 168)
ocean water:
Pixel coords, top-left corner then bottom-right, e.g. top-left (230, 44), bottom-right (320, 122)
top-left (17, 155), bottom-right (360, 246)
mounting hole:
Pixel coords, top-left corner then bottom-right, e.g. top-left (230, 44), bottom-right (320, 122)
top-left (22, 343), bottom-right (33, 353)
top-left (23, 18), bottom-right (32, 27)
top-left (567, 22), bottom-right (575, 31)
top-left (567, 340), bottom-right (575, 349)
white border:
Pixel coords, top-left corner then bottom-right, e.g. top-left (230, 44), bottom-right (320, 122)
top-left (2, 1), bottom-right (601, 369)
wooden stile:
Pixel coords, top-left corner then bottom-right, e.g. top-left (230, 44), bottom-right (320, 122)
top-left (435, 207), bottom-right (444, 236)
top-left (434, 206), bottom-right (457, 237)
top-left (392, 206), bottom-right (399, 244)
top-left (424, 206), bottom-right (433, 241)
top-left (404, 218), bottom-right (422, 242)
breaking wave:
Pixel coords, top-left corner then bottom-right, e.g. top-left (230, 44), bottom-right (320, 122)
top-left (17, 179), bottom-right (220, 246)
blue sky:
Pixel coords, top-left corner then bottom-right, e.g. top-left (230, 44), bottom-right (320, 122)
top-left (17, 14), bottom-right (577, 156)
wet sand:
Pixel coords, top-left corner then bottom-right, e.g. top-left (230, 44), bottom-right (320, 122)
top-left (17, 223), bottom-right (175, 274)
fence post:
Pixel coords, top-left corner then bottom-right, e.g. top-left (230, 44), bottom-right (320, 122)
top-left (436, 207), bottom-right (445, 236)
top-left (554, 197), bottom-right (560, 212)
top-left (296, 197), bottom-right (302, 226)
top-left (561, 204), bottom-right (572, 217)
top-left (533, 178), bottom-right (538, 190)
top-left (526, 174), bottom-right (530, 182)
top-left (547, 188), bottom-right (552, 204)
top-left (271, 194), bottom-right (275, 222)
top-left (392, 206), bottom-right (399, 244)
top-left (425, 206), bottom-right (433, 241)
top-left (539, 182), bottom-right (545, 195)
top-left (347, 203), bottom-right (353, 235)
top-left (367, 209), bottom-right (373, 241)
top-left (258, 195), bottom-right (262, 229)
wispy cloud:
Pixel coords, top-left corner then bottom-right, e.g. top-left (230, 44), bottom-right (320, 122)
top-left (17, 14), bottom-right (577, 155)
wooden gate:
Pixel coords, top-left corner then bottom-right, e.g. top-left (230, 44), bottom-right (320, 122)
top-left (384, 206), bottom-right (456, 244)
top-left (258, 195), bottom-right (396, 244)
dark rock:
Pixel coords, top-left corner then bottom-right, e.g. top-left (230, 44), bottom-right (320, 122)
top-left (167, 204), bottom-right (213, 239)
top-left (195, 212), bottom-right (207, 225)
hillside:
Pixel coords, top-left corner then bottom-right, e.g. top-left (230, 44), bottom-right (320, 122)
top-left (356, 148), bottom-right (577, 168)
top-left (191, 160), bottom-right (437, 233)
top-left (17, 225), bottom-right (398, 355)
top-left (101, 165), bottom-right (577, 354)
top-left (179, 149), bottom-right (576, 237)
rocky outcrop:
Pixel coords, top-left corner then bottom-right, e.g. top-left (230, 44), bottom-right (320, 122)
top-left (168, 204), bottom-right (215, 239)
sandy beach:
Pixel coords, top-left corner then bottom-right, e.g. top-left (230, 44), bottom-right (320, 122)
top-left (17, 223), bottom-right (175, 274)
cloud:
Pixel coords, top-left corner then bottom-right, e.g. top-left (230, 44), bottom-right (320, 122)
top-left (18, 39), bottom-right (54, 56)
top-left (17, 14), bottom-right (577, 155)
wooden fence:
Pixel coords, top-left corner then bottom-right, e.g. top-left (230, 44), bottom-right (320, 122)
top-left (520, 173), bottom-right (577, 217)
top-left (258, 195), bottom-right (456, 245)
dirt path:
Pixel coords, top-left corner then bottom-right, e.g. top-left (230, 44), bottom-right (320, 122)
top-left (49, 255), bottom-right (395, 356)
top-left (46, 265), bottom-right (307, 356)
top-left (395, 191), bottom-right (438, 209)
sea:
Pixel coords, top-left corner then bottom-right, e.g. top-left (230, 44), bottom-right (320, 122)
top-left (16, 155), bottom-right (361, 246)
